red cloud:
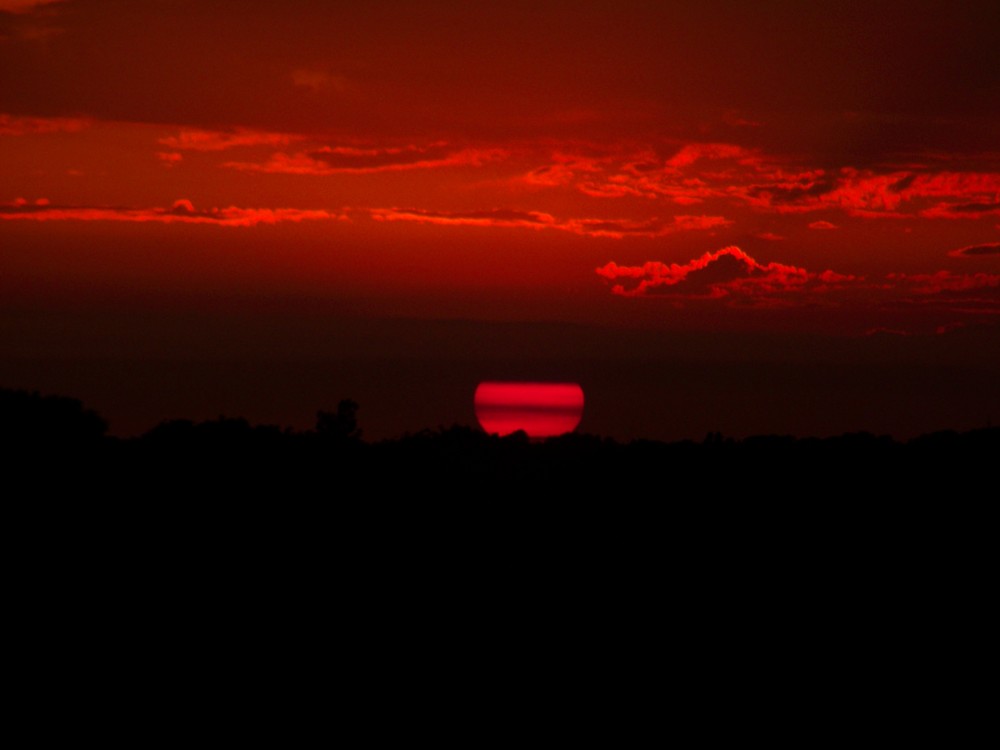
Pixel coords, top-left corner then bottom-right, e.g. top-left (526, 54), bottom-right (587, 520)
top-left (821, 170), bottom-right (910, 213)
top-left (665, 143), bottom-right (756, 169)
top-left (523, 164), bottom-right (576, 188)
top-left (888, 271), bottom-right (1000, 295)
top-left (0, 1), bottom-right (63, 13)
top-left (370, 207), bottom-right (729, 238)
top-left (514, 142), bottom-right (769, 205)
top-left (560, 215), bottom-right (730, 238)
top-left (226, 144), bottom-right (507, 175)
top-left (808, 220), bottom-right (838, 230)
top-left (371, 207), bottom-right (556, 230)
top-left (157, 151), bottom-right (183, 166)
top-left (595, 246), bottom-right (860, 302)
top-left (885, 270), bottom-right (1000, 317)
top-left (158, 128), bottom-right (298, 151)
top-left (517, 142), bottom-right (1000, 228)
top-left (596, 246), bottom-right (998, 318)
top-left (0, 113), bottom-right (89, 136)
top-left (907, 172), bottom-right (1000, 198)
top-left (0, 199), bottom-right (346, 227)
top-left (748, 168), bottom-right (1000, 219)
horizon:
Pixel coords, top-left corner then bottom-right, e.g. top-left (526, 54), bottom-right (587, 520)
top-left (3, 383), bottom-right (997, 446)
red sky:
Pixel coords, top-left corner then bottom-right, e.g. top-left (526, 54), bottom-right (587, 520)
top-left (2, 1), bottom-right (999, 439)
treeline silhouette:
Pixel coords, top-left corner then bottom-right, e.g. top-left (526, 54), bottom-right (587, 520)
top-left (2, 386), bottom-right (995, 498)
top-left (6, 385), bottom-right (993, 628)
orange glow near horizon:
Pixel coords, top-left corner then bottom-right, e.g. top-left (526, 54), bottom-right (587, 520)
top-left (475, 382), bottom-right (584, 438)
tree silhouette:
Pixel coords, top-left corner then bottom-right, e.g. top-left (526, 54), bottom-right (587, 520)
top-left (0, 388), bottom-right (107, 446)
top-left (316, 399), bottom-right (362, 442)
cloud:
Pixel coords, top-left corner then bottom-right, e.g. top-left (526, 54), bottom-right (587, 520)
top-left (563, 214), bottom-right (731, 238)
top-left (157, 151), bottom-right (182, 166)
top-left (0, 198), bottom-right (347, 227)
top-left (225, 144), bottom-right (507, 175)
top-left (748, 168), bottom-right (1000, 219)
top-left (0, 0), bottom-right (63, 13)
top-left (922, 201), bottom-right (1000, 220)
top-left (722, 110), bottom-right (763, 128)
top-left (665, 143), bottom-right (756, 169)
top-left (370, 208), bottom-right (730, 238)
top-left (808, 220), bottom-right (838, 230)
top-left (886, 270), bottom-right (1000, 317)
top-left (820, 170), bottom-right (911, 213)
top-left (888, 271), bottom-right (1000, 295)
top-left (512, 142), bottom-right (770, 205)
top-left (596, 246), bottom-right (861, 306)
top-left (158, 128), bottom-right (299, 151)
top-left (517, 142), bottom-right (1000, 227)
top-left (948, 242), bottom-right (1000, 258)
top-left (523, 163), bottom-right (581, 188)
top-left (595, 246), bottom-right (861, 303)
top-left (0, 113), bottom-right (89, 136)
top-left (596, 246), bottom-right (998, 318)
top-left (552, 147), bottom-right (821, 217)
top-left (371, 207), bottom-right (556, 230)
top-left (670, 215), bottom-right (732, 232)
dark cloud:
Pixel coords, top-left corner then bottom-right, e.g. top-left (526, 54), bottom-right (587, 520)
top-left (747, 178), bottom-right (835, 206)
top-left (952, 201), bottom-right (1000, 213)
top-left (226, 145), bottom-right (506, 175)
top-left (949, 242), bottom-right (1000, 258)
top-left (308, 144), bottom-right (454, 170)
top-left (0, 198), bottom-right (345, 226)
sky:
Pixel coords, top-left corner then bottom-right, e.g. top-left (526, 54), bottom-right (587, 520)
top-left (2, 0), bottom-right (999, 440)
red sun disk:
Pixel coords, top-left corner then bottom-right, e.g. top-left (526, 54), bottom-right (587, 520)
top-left (474, 382), bottom-right (584, 438)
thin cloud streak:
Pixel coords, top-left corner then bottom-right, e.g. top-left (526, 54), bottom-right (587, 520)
top-left (0, 113), bottom-right (89, 135)
top-left (369, 207), bottom-right (730, 239)
top-left (225, 145), bottom-right (507, 175)
top-left (0, 198), bottom-right (347, 226)
top-left (158, 128), bottom-right (299, 151)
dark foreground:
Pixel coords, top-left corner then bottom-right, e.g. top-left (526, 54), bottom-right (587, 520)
top-left (3, 385), bottom-right (996, 499)
top-left (4, 386), bottom-right (992, 726)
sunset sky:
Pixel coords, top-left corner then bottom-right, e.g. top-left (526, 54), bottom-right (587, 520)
top-left (2, 0), bottom-right (998, 440)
